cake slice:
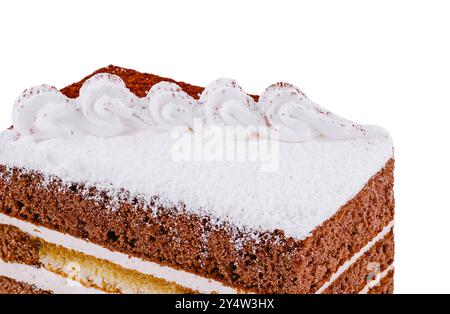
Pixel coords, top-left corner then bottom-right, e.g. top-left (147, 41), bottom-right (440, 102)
top-left (0, 66), bottom-right (394, 294)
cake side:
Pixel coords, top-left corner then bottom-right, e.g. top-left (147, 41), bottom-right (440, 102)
top-left (0, 158), bottom-right (394, 293)
top-left (323, 230), bottom-right (394, 294)
top-left (0, 223), bottom-right (393, 294)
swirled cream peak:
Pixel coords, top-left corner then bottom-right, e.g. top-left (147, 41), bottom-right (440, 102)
top-left (145, 82), bottom-right (198, 131)
top-left (199, 78), bottom-right (264, 127)
top-left (259, 82), bottom-right (388, 142)
top-left (13, 74), bottom-right (149, 140)
top-left (12, 73), bottom-right (389, 142)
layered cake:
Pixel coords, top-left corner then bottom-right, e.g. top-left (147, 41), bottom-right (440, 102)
top-left (0, 66), bottom-right (394, 294)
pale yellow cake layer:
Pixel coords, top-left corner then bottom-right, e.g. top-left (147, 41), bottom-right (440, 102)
top-left (38, 241), bottom-right (194, 294)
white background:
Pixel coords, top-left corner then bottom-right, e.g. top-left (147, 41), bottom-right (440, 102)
top-left (0, 0), bottom-right (449, 294)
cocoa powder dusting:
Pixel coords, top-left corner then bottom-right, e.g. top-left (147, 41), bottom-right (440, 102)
top-left (60, 65), bottom-right (259, 101)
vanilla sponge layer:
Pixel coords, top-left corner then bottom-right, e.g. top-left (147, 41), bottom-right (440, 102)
top-left (40, 240), bottom-right (192, 294)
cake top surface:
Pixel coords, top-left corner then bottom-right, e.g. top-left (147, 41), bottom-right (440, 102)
top-left (0, 66), bottom-right (393, 240)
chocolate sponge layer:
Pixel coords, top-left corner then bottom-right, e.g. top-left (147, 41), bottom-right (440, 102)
top-left (0, 276), bottom-right (50, 294)
top-left (0, 224), bottom-right (40, 265)
top-left (324, 230), bottom-right (394, 294)
top-left (0, 66), bottom-right (394, 293)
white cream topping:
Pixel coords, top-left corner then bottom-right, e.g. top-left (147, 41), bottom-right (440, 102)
top-left (145, 82), bottom-right (198, 131)
top-left (200, 78), bottom-right (264, 127)
top-left (12, 74), bottom-right (148, 140)
top-left (259, 84), bottom-right (320, 142)
top-left (11, 73), bottom-right (388, 142)
top-left (259, 82), bottom-right (388, 142)
top-left (0, 259), bottom-right (105, 294)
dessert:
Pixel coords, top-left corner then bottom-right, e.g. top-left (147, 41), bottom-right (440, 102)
top-left (0, 66), bottom-right (394, 294)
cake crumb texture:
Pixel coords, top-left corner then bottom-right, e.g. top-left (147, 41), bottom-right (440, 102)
top-left (60, 65), bottom-right (206, 99)
top-left (324, 230), bottom-right (394, 293)
top-left (0, 224), bottom-right (40, 265)
top-left (0, 276), bottom-right (50, 294)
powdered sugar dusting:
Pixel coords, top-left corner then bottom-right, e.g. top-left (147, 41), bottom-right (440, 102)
top-left (0, 128), bottom-right (393, 240)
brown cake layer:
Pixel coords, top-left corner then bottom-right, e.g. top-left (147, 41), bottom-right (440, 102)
top-left (0, 66), bottom-right (395, 293)
top-left (0, 276), bottom-right (50, 294)
top-left (324, 230), bottom-right (394, 294)
top-left (0, 224), bottom-right (40, 265)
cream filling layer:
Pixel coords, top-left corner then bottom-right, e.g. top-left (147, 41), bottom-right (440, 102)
top-left (358, 264), bottom-right (394, 294)
top-left (315, 221), bottom-right (394, 294)
top-left (0, 213), bottom-right (393, 294)
top-left (0, 259), bottom-right (104, 294)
